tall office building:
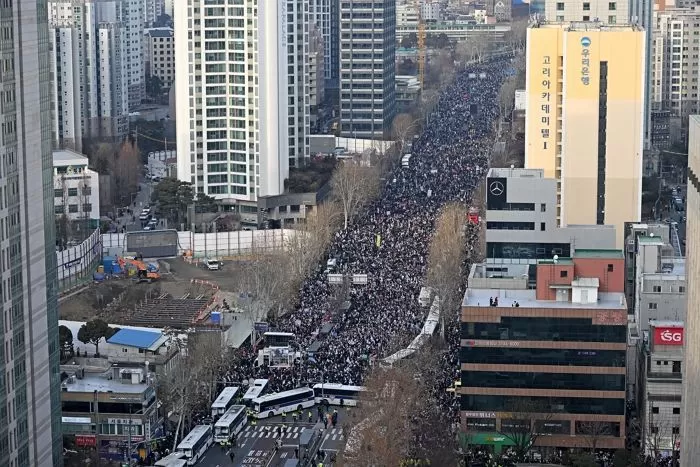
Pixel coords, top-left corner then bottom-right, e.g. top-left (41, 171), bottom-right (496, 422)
top-left (681, 114), bottom-right (700, 464)
top-left (0, 1), bottom-right (63, 465)
top-left (175, 0), bottom-right (310, 205)
top-left (339, 0), bottom-right (397, 140)
top-left (544, 0), bottom-right (630, 22)
top-left (329, 0), bottom-right (340, 91)
top-left (310, 0), bottom-right (332, 92)
top-left (525, 22), bottom-right (645, 248)
top-left (49, 0), bottom-right (130, 151)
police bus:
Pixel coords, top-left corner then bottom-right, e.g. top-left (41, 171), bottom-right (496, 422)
top-left (214, 404), bottom-right (247, 444)
top-left (313, 383), bottom-right (367, 407)
top-left (241, 379), bottom-right (269, 406)
top-left (252, 387), bottom-right (316, 419)
top-left (175, 425), bottom-right (213, 465)
top-left (211, 386), bottom-right (240, 418)
top-left (154, 452), bottom-right (187, 467)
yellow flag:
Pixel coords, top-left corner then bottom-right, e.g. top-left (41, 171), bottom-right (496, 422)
top-left (375, 234), bottom-right (381, 248)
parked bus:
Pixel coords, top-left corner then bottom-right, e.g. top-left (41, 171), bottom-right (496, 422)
top-left (263, 331), bottom-right (296, 347)
top-left (214, 405), bottom-right (247, 444)
top-left (154, 452), bottom-right (188, 467)
top-left (211, 386), bottom-right (239, 418)
top-left (175, 425), bottom-right (213, 466)
top-left (241, 379), bottom-right (269, 406)
top-left (313, 383), bottom-right (366, 407)
top-left (252, 387), bottom-right (316, 419)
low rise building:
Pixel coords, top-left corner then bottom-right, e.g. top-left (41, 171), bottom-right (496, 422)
top-left (396, 75), bottom-right (421, 111)
top-left (106, 328), bottom-right (180, 374)
top-left (53, 149), bottom-right (100, 221)
top-left (461, 250), bottom-right (628, 453)
top-left (485, 168), bottom-right (616, 262)
top-left (60, 365), bottom-right (162, 460)
top-left (639, 320), bottom-right (683, 458)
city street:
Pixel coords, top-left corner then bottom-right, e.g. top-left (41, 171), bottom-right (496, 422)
top-left (199, 409), bottom-right (351, 466)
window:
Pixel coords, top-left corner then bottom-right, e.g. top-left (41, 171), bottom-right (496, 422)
top-left (68, 204), bottom-right (78, 213)
top-left (673, 361), bottom-right (681, 373)
top-left (82, 204), bottom-right (92, 213)
top-left (653, 285), bottom-right (662, 293)
top-left (82, 186), bottom-right (91, 195)
top-left (649, 302), bottom-right (657, 310)
top-left (652, 407), bottom-right (659, 414)
top-left (556, 2), bottom-right (564, 10)
top-left (608, 15), bottom-right (616, 24)
top-left (67, 188), bottom-right (78, 196)
top-left (540, 223), bottom-right (546, 231)
top-left (673, 407), bottom-right (681, 414)
top-left (673, 426), bottom-right (680, 434)
top-left (583, 15), bottom-right (590, 21)
top-left (679, 286), bottom-right (686, 293)
top-left (540, 203), bottom-right (546, 212)
top-left (53, 189), bottom-right (62, 198)
top-left (583, 2), bottom-right (590, 10)
top-left (651, 426), bottom-right (659, 434)
top-left (607, 264), bottom-right (614, 272)
top-left (560, 270), bottom-right (568, 278)
top-left (54, 205), bottom-right (64, 215)
top-left (609, 2), bottom-right (616, 10)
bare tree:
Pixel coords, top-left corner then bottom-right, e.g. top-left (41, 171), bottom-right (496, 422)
top-left (498, 76), bottom-right (518, 121)
top-left (426, 203), bottom-right (467, 335)
top-left (285, 201), bottom-right (342, 291)
top-left (507, 19), bottom-right (528, 54)
top-left (576, 420), bottom-right (614, 452)
top-left (498, 398), bottom-right (553, 461)
top-left (331, 160), bottom-right (380, 229)
top-left (391, 113), bottom-right (419, 153)
top-left (238, 249), bottom-right (295, 323)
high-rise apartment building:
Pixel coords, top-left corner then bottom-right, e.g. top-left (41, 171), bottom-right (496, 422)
top-left (461, 252), bottom-right (628, 452)
top-left (175, 0), bottom-right (310, 204)
top-left (143, 0), bottom-right (165, 27)
top-left (544, 0), bottom-right (630, 23)
top-left (680, 114), bottom-right (700, 464)
top-left (49, 0), bottom-right (143, 151)
top-left (309, 23), bottom-right (325, 131)
top-left (525, 22), bottom-right (645, 248)
top-left (651, 6), bottom-right (700, 143)
top-left (0, 1), bottom-right (63, 465)
top-left (310, 0), bottom-right (332, 93)
top-left (339, 0), bottom-right (397, 140)
top-left (329, 0), bottom-right (340, 91)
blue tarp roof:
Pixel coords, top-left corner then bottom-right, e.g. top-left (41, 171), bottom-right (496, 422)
top-left (107, 329), bottom-right (162, 349)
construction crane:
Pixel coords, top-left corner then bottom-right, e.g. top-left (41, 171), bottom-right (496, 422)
top-left (417, 0), bottom-right (426, 90)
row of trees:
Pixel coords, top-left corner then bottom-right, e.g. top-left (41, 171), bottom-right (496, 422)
top-left (87, 137), bottom-right (141, 208)
top-left (150, 177), bottom-right (219, 227)
top-left (58, 319), bottom-right (121, 359)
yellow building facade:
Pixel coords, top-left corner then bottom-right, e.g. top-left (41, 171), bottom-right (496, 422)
top-left (525, 23), bottom-right (646, 248)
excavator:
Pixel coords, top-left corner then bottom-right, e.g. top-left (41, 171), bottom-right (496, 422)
top-left (117, 254), bottom-right (161, 283)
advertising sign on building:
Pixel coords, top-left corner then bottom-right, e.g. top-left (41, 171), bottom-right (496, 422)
top-left (654, 327), bottom-right (684, 346)
top-left (75, 435), bottom-right (96, 447)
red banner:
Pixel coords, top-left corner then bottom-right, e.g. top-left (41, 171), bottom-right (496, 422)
top-left (75, 435), bottom-right (96, 447)
top-left (654, 327), bottom-right (684, 346)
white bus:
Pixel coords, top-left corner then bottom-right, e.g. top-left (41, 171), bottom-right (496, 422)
top-left (211, 386), bottom-right (240, 418)
top-left (214, 404), bottom-right (247, 444)
top-left (252, 387), bottom-right (316, 419)
top-left (241, 379), bottom-right (269, 406)
top-left (313, 383), bottom-right (367, 407)
top-left (154, 452), bottom-right (188, 467)
top-left (175, 425), bottom-right (213, 466)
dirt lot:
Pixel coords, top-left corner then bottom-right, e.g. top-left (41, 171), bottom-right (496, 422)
top-left (58, 258), bottom-right (246, 323)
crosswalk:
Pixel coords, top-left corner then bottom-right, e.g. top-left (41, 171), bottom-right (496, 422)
top-left (239, 424), bottom-right (345, 442)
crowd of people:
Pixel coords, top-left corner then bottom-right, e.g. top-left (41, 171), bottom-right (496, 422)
top-left (219, 57), bottom-right (512, 414)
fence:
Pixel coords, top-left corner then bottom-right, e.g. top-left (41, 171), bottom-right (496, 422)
top-left (102, 228), bottom-right (294, 259)
top-left (56, 228), bottom-right (102, 294)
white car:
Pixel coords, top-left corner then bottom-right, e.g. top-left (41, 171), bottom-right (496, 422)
top-left (205, 259), bottom-right (220, 271)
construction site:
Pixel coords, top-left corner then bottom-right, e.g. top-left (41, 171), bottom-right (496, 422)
top-left (58, 257), bottom-right (246, 330)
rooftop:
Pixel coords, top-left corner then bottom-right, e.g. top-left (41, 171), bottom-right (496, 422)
top-left (532, 21), bottom-right (641, 31)
top-left (573, 249), bottom-right (624, 259)
top-left (144, 27), bottom-right (173, 37)
top-left (487, 167), bottom-right (544, 179)
top-left (462, 288), bottom-right (626, 309)
top-left (53, 149), bottom-right (88, 167)
top-left (62, 373), bottom-right (149, 395)
top-left (649, 320), bottom-right (684, 328)
top-left (107, 329), bottom-right (167, 351)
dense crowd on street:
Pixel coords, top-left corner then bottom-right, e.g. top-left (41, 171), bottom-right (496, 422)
top-left (219, 58), bottom-right (512, 417)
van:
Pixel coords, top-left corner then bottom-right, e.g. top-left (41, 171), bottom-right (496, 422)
top-left (325, 258), bottom-right (337, 273)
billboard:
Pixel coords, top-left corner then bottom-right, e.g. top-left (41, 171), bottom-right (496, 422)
top-left (654, 327), bottom-right (684, 346)
top-left (486, 177), bottom-right (508, 210)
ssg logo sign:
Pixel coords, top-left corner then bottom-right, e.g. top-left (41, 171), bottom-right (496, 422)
top-left (654, 327), bottom-right (684, 345)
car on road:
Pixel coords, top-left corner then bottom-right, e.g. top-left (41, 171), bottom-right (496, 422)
top-left (204, 258), bottom-right (221, 271)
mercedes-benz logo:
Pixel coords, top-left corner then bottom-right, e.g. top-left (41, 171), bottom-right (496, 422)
top-left (489, 181), bottom-right (504, 196)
